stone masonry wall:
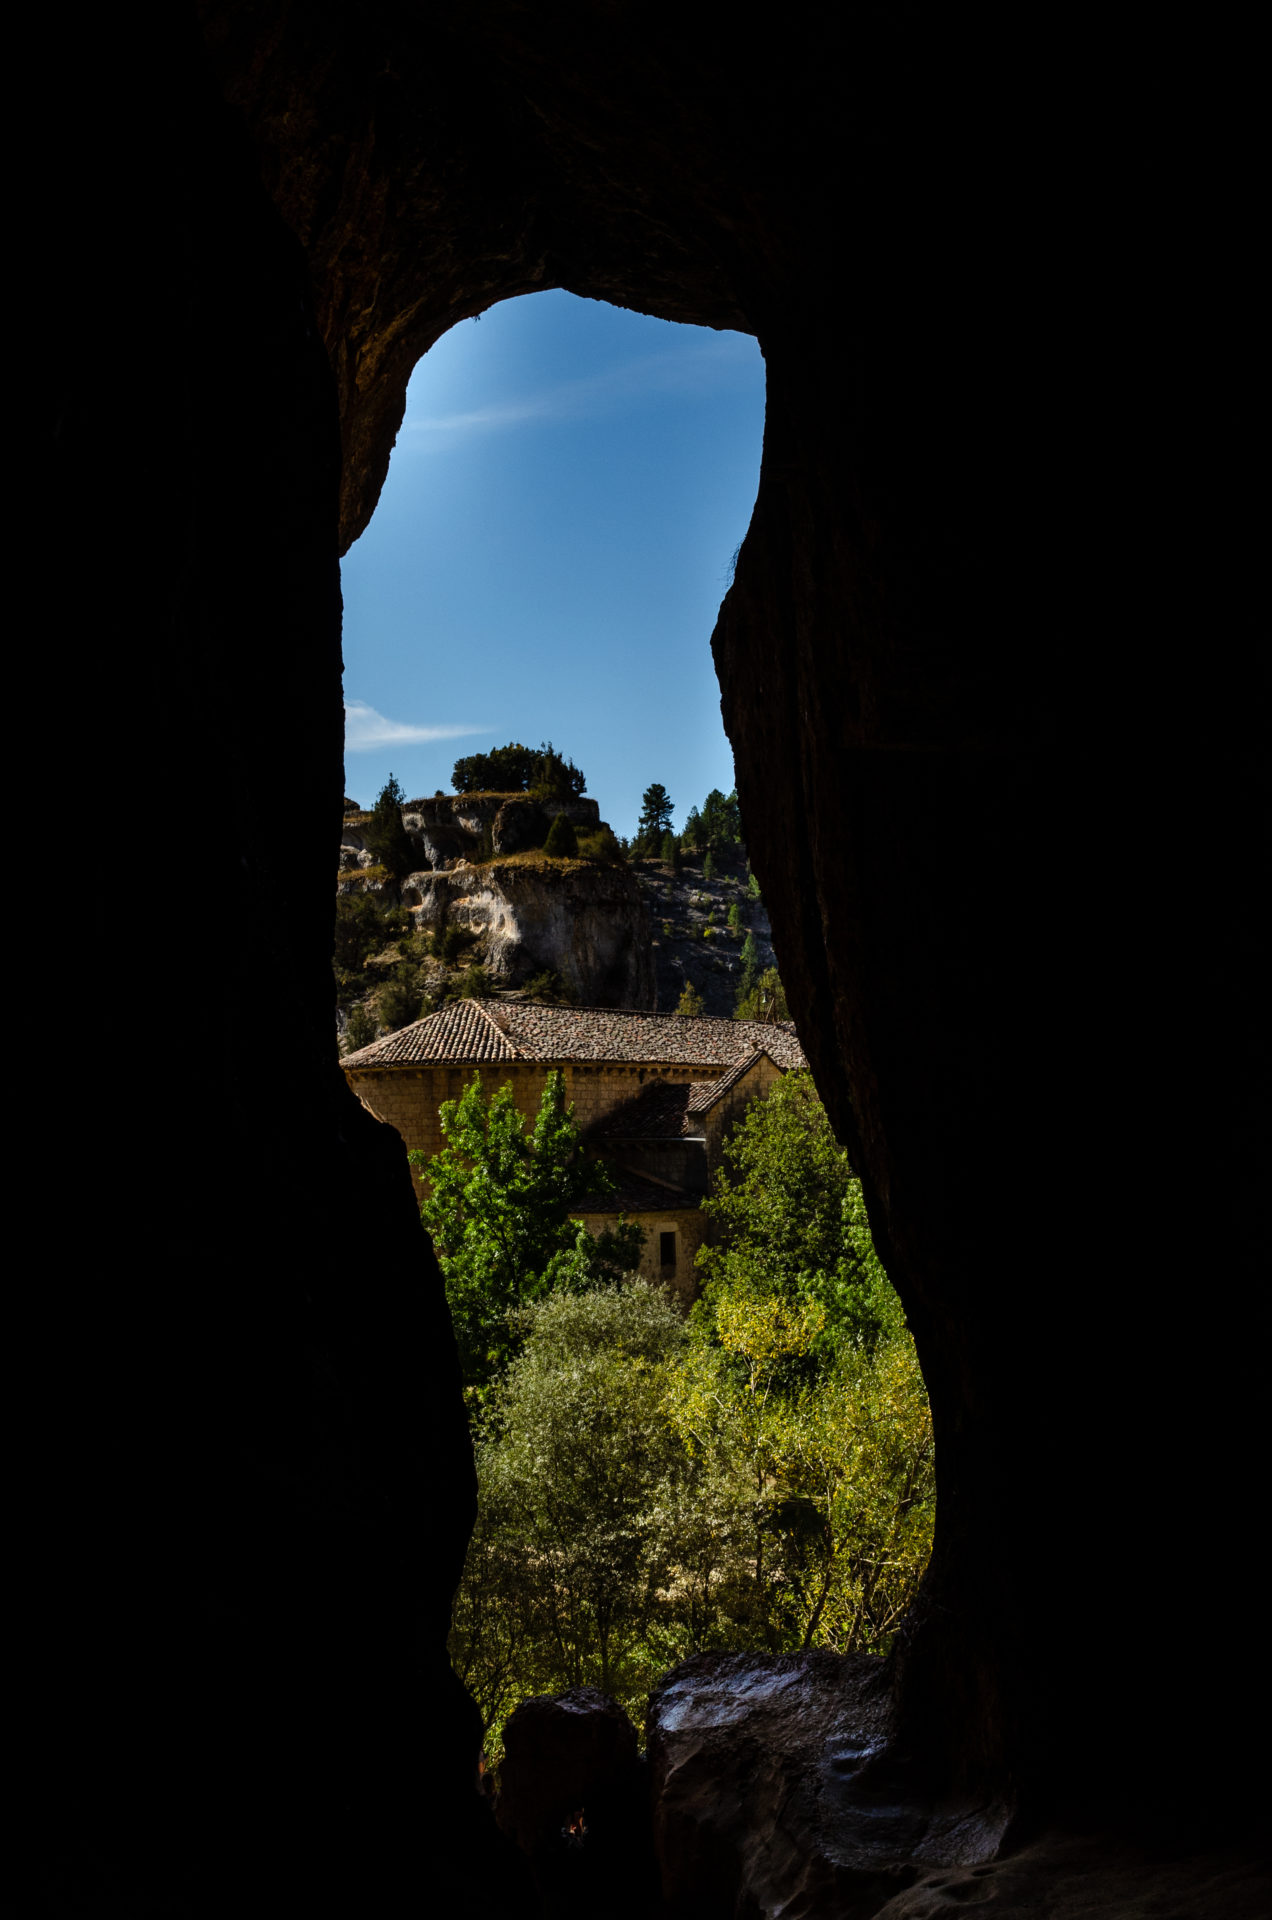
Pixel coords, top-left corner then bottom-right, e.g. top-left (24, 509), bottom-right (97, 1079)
top-left (346, 1060), bottom-right (707, 1183)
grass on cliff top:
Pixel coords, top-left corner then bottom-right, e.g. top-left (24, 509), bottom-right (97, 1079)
top-left (469, 850), bottom-right (597, 874)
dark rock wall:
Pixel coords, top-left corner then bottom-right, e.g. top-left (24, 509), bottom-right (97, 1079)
top-left (33, 4), bottom-right (1262, 1910)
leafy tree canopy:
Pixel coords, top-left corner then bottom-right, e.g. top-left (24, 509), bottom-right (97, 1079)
top-left (412, 1071), bottom-right (641, 1398)
top-left (450, 1075), bottom-right (934, 1757)
top-left (697, 1071), bottom-right (899, 1357)
top-left (734, 964), bottom-right (788, 1024)
top-left (452, 740), bottom-right (586, 799)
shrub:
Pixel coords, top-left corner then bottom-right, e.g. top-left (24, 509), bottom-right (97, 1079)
top-left (343, 1002), bottom-right (377, 1052)
top-left (454, 964), bottom-right (493, 1000)
top-left (576, 824), bottom-right (625, 864)
top-left (523, 969), bottom-right (577, 1004)
top-left (377, 972), bottom-right (424, 1032)
top-left (431, 923), bottom-right (466, 964)
top-left (543, 812), bottom-right (579, 858)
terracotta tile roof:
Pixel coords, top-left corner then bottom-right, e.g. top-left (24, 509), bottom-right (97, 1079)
top-left (343, 998), bottom-right (515, 1066)
top-left (343, 1000), bottom-right (806, 1072)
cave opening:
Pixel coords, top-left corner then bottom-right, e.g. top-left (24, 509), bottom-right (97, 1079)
top-left (39, 15), bottom-right (1264, 1916)
top-left (334, 288), bottom-right (936, 1786)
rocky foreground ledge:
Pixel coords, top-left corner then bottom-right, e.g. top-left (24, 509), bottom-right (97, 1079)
top-left (491, 1656), bottom-right (1267, 1919)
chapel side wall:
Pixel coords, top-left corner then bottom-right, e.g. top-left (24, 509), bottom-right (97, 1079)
top-left (345, 1064), bottom-right (553, 1175)
top-left (575, 1205), bottom-right (707, 1309)
top-left (702, 1056), bottom-right (787, 1177)
top-left (342, 1057), bottom-right (709, 1191)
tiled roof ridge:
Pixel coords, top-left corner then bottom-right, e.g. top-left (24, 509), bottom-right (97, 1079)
top-left (472, 1000), bottom-right (523, 1055)
top-left (689, 1048), bottom-right (769, 1110)
top-left (343, 999), bottom-right (805, 1071)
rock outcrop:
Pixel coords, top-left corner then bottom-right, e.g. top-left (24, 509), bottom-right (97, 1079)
top-left (401, 857), bottom-right (655, 1007)
top-left (647, 1653), bottom-right (1008, 1919)
top-left (496, 1689), bottom-right (654, 1917)
top-left (402, 793), bottom-right (601, 863)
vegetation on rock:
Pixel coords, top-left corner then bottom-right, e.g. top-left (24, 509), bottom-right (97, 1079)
top-left (542, 811), bottom-right (579, 858)
top-left (452, 740), bottom-right (586, 800)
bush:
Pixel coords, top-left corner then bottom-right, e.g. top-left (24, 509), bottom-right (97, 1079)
top-left (523, 969), bottom-right (577, 1004)
top-left (343, 1002), bottom-right (377, 1052)
top-left (431, 923), bottom-right (467, 964)
top-left (377, 972), bottom-right (425, 1032)
top-left (576, 824), bottom-right (625, 864)
top-left (543, 812), bottom-right (579, 858)
top-left (454, 964), bottom-right (493, 1000)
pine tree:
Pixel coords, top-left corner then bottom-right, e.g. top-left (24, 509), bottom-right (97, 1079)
top-left (365, 773), bottom-right (418, 881)
top-left (637, 782), bottom-right (675, 852)
top-left (543, 812), bottom-right (579, 858)
top-left (676, 981), bottom-right (705, 1016)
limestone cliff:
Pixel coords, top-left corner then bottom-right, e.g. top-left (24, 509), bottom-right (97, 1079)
top-left (402, 858), bottom-right (654, 1008)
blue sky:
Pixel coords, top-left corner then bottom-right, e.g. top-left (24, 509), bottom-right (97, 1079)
top-left (340, 291), bottom-right (766, 838)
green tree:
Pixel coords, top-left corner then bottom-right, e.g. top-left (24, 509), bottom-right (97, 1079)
top-left (542, 811), bottom-right (579, 858)
top-left (364, 773), bottom-right (418, 881)
top-left (728, 902), bottom-right (742, 933)
top-left (668, 1074), bottom-right (933, 1649)
top-left (736, 930), bottom-right (760, 1007)
top-left (696, 1072), bottom-right (896, 1354)
top-left (637, 782), bottom-right (675, 851)
top-left (703, 850), bottom-right (715, 883)
top-left (530, 740), bottom-right (587, 801)
top-left (451, 1283), bottom-right (689, 1745)
top-left (734, 964), bottom-right (788, 1024)
top-left (343, 1002), bottom-right (377, 1052)
top-left (450, 1078), bottom-right (935, 1749)
top-left (660, 830), bottom-right (678, 867)
top-left (746, 870), bottom-right (762, 902)
top-left (452, 741), bottom-right (587, 798)
top-left (412, 1072), bottom-right (628, 1396)
top-left (377, 971), bottom-right (424, 1032)
top-left (676, 980), bottom-right (705, 1016)
top-left (699, 787), bottom-right (741, 850)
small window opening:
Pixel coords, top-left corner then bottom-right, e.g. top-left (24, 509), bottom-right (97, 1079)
top-left (660, 1230), bottom-right (677, 1268)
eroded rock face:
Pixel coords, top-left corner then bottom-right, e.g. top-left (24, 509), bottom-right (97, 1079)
top-left (404, 858), bottom-right (654, 1005)
top-left (401, 793), bottom-right (601, 864)
top-left (648, 1653), bottom-right (1010, 1920)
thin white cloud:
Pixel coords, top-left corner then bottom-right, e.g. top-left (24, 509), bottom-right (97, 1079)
top-left (405, 336), bottom-right (756, 441)
top-left (343, 701), bottom-right (491, 751)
